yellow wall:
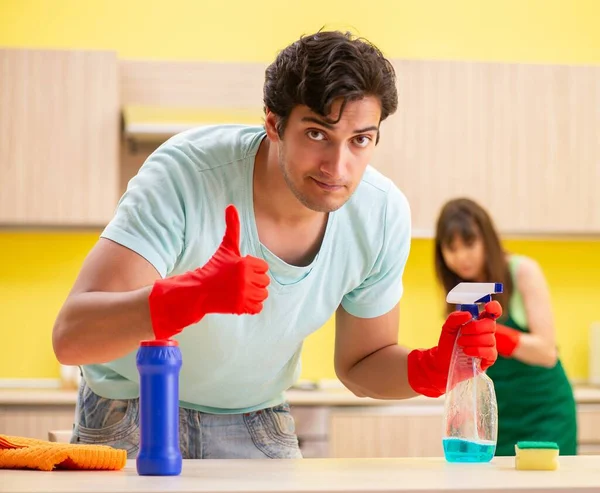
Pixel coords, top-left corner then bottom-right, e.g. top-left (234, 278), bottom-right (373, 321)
top-left (2, 0), bottom-right (600, 64)
top-left (0, 232), bottom-right (99, 378)
top-left (1, 233), bottom-right (598, 380)
top-left (1, 0), bottom-right (599, 381)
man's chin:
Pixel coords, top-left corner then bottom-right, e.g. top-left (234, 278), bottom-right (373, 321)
top-left (303, 197), bottom-right (348, 213)
top-left (291, 184), bottom-right (354, 213)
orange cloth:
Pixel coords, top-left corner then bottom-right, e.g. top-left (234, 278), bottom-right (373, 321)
top-left (0, 434), bottom-right (127, 471)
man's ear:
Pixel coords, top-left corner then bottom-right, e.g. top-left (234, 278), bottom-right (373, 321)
top-left (264, 109), bottom-right (281, 142)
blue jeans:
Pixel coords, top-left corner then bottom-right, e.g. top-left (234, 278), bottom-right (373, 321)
top-left (70, 379), bottom-right (303, 459)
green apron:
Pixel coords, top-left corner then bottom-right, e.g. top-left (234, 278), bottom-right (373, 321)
top-left (486, 313), bottom-right (578, 456)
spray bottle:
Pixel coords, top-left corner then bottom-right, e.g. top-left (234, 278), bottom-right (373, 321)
top-left (442, 282), bottom-right (503, 463)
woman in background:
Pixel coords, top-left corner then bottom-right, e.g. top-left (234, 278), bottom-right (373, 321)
top-left (434, 197), bottom-right (577, 456)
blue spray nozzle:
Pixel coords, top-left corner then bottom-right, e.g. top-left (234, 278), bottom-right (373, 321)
top-left (446, 282), bottom-right (503, 319)
top-left (456, 304), bottom-right (480, 319)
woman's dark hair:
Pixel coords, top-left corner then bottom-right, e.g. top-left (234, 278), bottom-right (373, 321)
top-left (263, 30), bottom-right (398, 140)
top-left (434, 198), bottom-right (512, 318)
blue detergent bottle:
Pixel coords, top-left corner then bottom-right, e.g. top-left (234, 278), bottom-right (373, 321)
top-left (442, 282), bottom-right (503, 463)
top-left (136, 339), bottom-right (182, 476)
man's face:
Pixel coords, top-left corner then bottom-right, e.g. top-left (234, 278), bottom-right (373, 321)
top-left (268, 97), bottom-right (381, 213)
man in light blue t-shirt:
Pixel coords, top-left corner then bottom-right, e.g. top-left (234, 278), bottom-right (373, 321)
top-left (53, 31), bottom-right (501, 459)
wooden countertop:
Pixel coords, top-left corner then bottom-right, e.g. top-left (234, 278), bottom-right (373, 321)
top-left (3, 456), bottom-right (600, 493)
top-left (2, 385), bottom-right (600, 407)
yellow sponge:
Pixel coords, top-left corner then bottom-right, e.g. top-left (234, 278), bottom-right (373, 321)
top-left (514, 441), bottom-right (559, 471)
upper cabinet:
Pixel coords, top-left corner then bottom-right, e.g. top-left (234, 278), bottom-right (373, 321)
top-left (373, 60), bottom-right (600, 235)
top-left (0, 48), bottom-right (119, 226)
top-left (1, 50), bottom-right (598, 234)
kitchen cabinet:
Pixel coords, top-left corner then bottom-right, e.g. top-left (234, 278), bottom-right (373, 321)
top-left (328, 406), bottom-right (444, 458)
top-left (325, 393), bottom-right (600, 458)
top-left (292, 387), bottom-right (600, 458)
top-left (3, 51), bottom-right (599, 233)
top-left (0, 389), bottom-right (76, 441)
top-left (0, 404), bottom-right (75, 442)
top-left (118, 58), bottom-right (600, 236)
top-left (575, 404), bottom-right (600, 455)
top-left (0, 48), bottom-right (119, 226)
top-left (372, 60), bottom-right (600, 235)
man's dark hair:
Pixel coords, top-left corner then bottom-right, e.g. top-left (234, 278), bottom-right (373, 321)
top-left (263, 30), bottom-right (398, 139)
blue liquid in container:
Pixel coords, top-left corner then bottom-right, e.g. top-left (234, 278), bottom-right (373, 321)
top-left (442, 437), bottom-right (495, 463)
top-left (136, 339), bottom-right (182, 476)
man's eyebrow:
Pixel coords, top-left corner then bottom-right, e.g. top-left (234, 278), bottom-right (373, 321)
top-left (301, 116), bottom-right (335, 129)
top-left (354, 125), bottom-right (379, 134)
top-left (301, 117), bottom-right (379, 134)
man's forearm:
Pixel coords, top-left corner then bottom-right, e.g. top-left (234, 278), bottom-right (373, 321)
top-left (52, 287), bottom-right (155, 366)
top-left (343, 345), bottom-right (420, 400)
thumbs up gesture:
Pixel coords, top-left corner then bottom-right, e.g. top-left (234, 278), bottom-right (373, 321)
top-left (149, 205), bottom-right (270, 340)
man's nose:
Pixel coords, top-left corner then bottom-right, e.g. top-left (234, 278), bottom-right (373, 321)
top-left (319, 144), bottom-right (347, 179)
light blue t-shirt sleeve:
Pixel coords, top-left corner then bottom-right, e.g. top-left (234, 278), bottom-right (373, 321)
top-left (341, 188), bottom-right (412, 318)
top-left (100, 144), bottom-right (192, 278)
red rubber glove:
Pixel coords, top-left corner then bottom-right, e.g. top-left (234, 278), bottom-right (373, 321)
top-left (495, 323), bottom-right (521, 357)
top-left (407, 301), bottom-right (502, 398)
top-left (148, 205), bottom-right (270, 340)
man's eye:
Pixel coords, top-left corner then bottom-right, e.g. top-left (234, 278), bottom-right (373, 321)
top-left (354, 135), bottom-right (372, 147)
top-left (307, 130), bottom-right (326, 141)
